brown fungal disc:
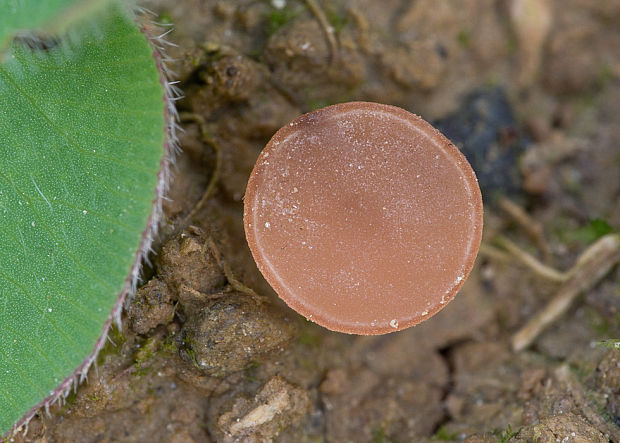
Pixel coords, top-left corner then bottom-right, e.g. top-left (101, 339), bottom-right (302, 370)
top-left (244, 102), bottom-right (483, 335)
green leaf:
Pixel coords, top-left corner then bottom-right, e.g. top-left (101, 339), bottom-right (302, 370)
top-left (0, 0), bottom-right (111, 51)
top-left (0, 1), bottom-right (165, 434)
top-left (572, 218), bottom-right (617, 244)
top-left (596, 339), bottom-right (620, 349)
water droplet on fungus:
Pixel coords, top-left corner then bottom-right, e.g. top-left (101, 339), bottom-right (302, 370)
top-left (244, 102), bottom-right (483, 334)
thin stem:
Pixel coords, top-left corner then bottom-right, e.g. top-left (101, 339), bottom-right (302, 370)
top-left (495, 236), bottom-right (567, 282)
top-left (179, 112), bottom-right (222, 225)
top-left (203, 235), bottom-right (262, 301)
top-left (305, 0), bottom-right (339, 65)
top-left (498, 197), bottom-right (551, 263)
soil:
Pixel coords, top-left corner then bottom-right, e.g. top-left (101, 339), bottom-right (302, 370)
top-left (13, 0), bottom-right (620, 442)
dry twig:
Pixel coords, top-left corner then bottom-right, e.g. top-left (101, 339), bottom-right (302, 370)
top-left (498, 197), bottom-right (551, 262)
top-left (494, 236), bottom-right (567, 283)
top-left (512, 234), bottom-right (620, 352)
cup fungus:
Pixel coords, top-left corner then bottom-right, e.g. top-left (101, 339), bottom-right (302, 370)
top-left (244, 102), bottom-right (483, 334)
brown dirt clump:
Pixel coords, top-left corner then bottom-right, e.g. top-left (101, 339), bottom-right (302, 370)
top-left (179, 292), bottom-right (296, 376)
top-left (513, 413), bottom-right (608, 443)
top-left (214, 376), bottom-right (311, 442)
top-left (157, 226), bottom-right (226, 296)
top-left (127, 278), bottom-right (175, 335)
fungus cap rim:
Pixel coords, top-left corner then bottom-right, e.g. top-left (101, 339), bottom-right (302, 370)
top-left (244, 101), bottom-right (483, 335)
